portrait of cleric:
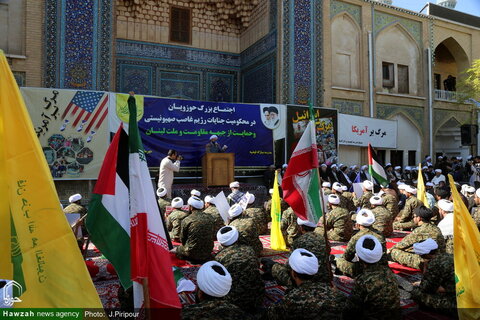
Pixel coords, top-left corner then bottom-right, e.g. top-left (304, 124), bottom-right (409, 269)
top-left (261, 106), bottom-right (280, 129)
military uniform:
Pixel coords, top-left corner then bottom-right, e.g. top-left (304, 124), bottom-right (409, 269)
top-left (182, 297), bottom-right (252, 320)
top-left (343, 263), bottom-right (401, 320)
top-left (445, 235), bottom-right (453, 254)
top-left (470, 206), bottom-right (480, 231)
top-left (322, 188), bottom-right (332, 196)
top-left (245, 206), bottom-right (269, 235)
top-left (204, 205), bottom-right (225, 233)
top-left (336, 227), bottom-right (387, 278)
top-left (342, 192), bottom-right (358, 213)
top-left (393, 196), bottom-right (422, 230)
top-left (63, 203), bottom-right (87, 216)
top-left (157, 197), bottom-right (171, 216)
top-left (215, 243), bottom-right (264, 312)
top-left (267, 280), bottom-right (344, 320)
top-left (353, 191), bottom-right (373, 209)
top-left (371, 205), bottom-right (394, 237)
top-left (176, 210), bottom-right (215, 263)
top-left (411, 253), bottom-right (456, 313)
top-left (167, 209), bottom-right (189, 242)
top-left (280, 207), bottom-right (300, 247)
top-left (315, 207), bottom-right (352, 242)
top-left (390, 222), bottom-right (446, 269)
top-left (381, 193), bottom-right (399, 219)
top-left (229, 216), bottom-right (263, 255)
top-left (272, 232), bottom-right (330, 286)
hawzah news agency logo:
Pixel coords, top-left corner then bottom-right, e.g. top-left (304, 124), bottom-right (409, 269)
top-left (1, 280), bottom-right (22, 307)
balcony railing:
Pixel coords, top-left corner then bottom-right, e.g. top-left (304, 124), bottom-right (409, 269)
top-left (434, 89), bottom-right (468, 102)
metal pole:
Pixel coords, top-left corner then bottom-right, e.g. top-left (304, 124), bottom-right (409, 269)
top-left (427, 48), bottom-right (434, 158)
top-left (368, 32), bottom-right (374, 118)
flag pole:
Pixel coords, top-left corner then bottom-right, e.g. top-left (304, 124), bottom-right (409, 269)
top-left (142, 278), bottom-right (151, 319)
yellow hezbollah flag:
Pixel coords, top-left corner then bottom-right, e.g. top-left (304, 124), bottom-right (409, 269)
top-left (0, 51), bottom-right (103, 308)
top-left (270, 170), bottom-right (286, 250)
top-left (417, 164), bottom-right (430, 208)
top-left (448, 174), bottom-right (480, 319)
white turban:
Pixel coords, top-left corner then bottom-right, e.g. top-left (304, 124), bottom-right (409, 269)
top-left (288, 248), bottom-right (318, 275)
top-left (398, 184), bottom-right (407, 190)
top-left (438, 199), bottom-right (454, 213)
top-left (361, 165), bottom-right (368, 170)
top-left (332, 182), bottom-right (343, 192)
top-left (171, 197), bottom-right (184, 208)
top-left (435, 169), bottom-right (442, 173)
top-left (328, 194), bottom-right (340, 205)
top-left (282, 164), bottom-right (288, 169)
top-left (188, 196), bottom-right (204, 210)
top-left (69, 193), bottom-right (82, 203)
top-left (246, 192), bottom-right (255, 204)
top-left (405, 185), bottom-right (417, 194)
top-left (331, 164), bottom-right (337, 169)
top-left (191, 189), bottom-right (201, 197)
top-left (197, 261), bottom-right (232, 298)
top-left (210, 135), bottom-right (218, 140)
top-left (228, 204), bottom-right (243, 218)
top-left (413, 238), bottom-right (438, 255)
top-left (269, 188), bottom-right (274, 194)
top-left (321, 163), bottom-right (327, 168)
top-left (394, 166), bottom-right (401, 170)
top-left (356, 209), bottom-right (375, 226)
top-left (369, 196), bottom-right (383, 206)
top-left (204, 195), bottom-right (214, 204)
top-left (217, 226), bottom-right (239, 246)
top-left (426, 182), bottom-right (434, 187)
top-left (476, 188), bottom-right (480, 198)
top-left (156, 187), bottom-right (167, 198)
top-left (465, 186), bottom-right (475, 194)
top-left (363, 180), bottom-right (374, 191)
top-left (322, 182), bottom-right (331, 188)
top-left (229, 181), bottom-right (240, 188)
top-left (355, 235), bottom-right (383, 264)
top-left (405, 166), bottom-right (411, 171)
top-left (297, 218), bottom-right (317, 228)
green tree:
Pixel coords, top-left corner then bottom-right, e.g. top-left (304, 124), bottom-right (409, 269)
top-left (457, 59), bottom-right (480, 103)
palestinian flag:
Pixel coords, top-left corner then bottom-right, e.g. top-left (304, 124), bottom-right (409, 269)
top-left (281, 119), bottom-right (323, 223)
top-left (368, 143), bottom-right (389, 187)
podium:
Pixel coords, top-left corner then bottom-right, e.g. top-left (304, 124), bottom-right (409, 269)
top-left (202, 153), bottom-right (234, 187)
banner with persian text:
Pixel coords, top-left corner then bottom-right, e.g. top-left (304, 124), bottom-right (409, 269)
top-left (128, 97), bottom-right (274, 168)
top-left (21, 88), bottom-right (110, 179)
top-left (338, 114), bottom-right (397, 148)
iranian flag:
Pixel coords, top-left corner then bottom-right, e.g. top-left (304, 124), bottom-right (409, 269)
top-left (281, 119), bottom-right (323, 223)
top-left (368, 143), bottom-right (389, 187)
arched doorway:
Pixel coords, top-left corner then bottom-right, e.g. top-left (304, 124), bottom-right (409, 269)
top-left (435, 117), bottom-right (470, 160)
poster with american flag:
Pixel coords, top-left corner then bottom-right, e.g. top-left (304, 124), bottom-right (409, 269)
top-left (21, 88), bottom-right (111, 180)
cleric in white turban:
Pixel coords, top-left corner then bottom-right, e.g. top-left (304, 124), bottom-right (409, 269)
top-left (217, 226), bottom-right (239, 247)
top-left (188, 196), bottom-right (204, 210)
top-left (355, 235), bottom-right (383, 264)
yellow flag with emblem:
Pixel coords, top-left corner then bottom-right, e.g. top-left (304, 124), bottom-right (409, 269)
top-left (416, 164), bottom-right (430, 208)
top-left (0, 51), bottom-right (103, 308)
top-left (270, 170), bottom-right (286, 250)
top-left (448, 174), bottom-right (480, 319)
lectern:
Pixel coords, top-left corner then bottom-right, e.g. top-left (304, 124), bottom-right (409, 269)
top-left (202, 153), bottom-right (234, 187)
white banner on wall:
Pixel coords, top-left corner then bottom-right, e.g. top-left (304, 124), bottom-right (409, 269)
top-left (338, 114), bottom-right (397, 148)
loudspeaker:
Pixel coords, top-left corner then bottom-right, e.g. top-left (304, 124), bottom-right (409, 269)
top-left (461, 124), bottom-right (478, 146)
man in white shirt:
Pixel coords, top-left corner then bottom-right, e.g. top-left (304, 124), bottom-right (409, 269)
top-left (437, 199), bottom-right (454, 253)
top-left (158, 149), bottom-right (182, 198)
top-left (431, 169), bottom-right (446, 187)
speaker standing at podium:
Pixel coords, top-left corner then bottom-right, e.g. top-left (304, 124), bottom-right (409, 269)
top-left (206, 135), bottom-right (228, 153)
top-left (158, 149), bottom-right (182, 198)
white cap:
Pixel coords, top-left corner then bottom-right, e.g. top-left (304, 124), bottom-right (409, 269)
top-left (332, 182), bottom-right (343, 192)
top-left (363, 180), bottom-right (374, 191)
top-left (394, 166), bottom-right (401, 170)
top-left (191, 189), bottom-right (201, 197)
top-left (217, 226), bottom-right (239, 246)
top-left (156, 187), bottom-right (167, 198)
top-left (322, 182), bottom-right (331, 188)
top-left (288, 249), bottom-right (318, 275)
top-left (413, 238), bottom-right (438, 255)
top-left (297, 218), bottom-right (317, 228)
top-left (229, 181), bottom-right (240, 188)
top-left (69, 193), bottom-right (82, 203)
top-left (405, 185), bottom-right (417, 194)
top-left (228, 204), bottom-right (243, 218)
top-left (438, 199), bottom-right (454, 213)
top-left (435, 169), bottom-right (442, 173)
top-left (188, 196), bottom-right (204, 210)
top-left (171, 197), bottom-right (184, 209)
top-left (328, 194), bottom-right (340, 205)
top-left (369, 196), bottom-right (383, 206)
top-left (355, 235), bottom-right (383, 264)
top-left (356, 209), bottom-right (375, 226)
top-left (210, 135), bottom-right (218, 140)
top-left (197, 261), bottom-right (232, 297)
top-left (204, 195), bottom-right (214, 204)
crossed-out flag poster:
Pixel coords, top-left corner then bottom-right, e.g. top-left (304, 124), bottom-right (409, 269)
top-left (0, 50), bottom-right (102, 307)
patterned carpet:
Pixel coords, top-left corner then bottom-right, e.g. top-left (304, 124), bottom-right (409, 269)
top-left (85, 232), bottom-right (453, 319)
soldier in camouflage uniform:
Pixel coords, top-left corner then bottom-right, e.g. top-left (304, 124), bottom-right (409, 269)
top-left (471, 188), bottom-right (480, 231)
top-left (315, 194), bottom-right (352, 242)
top-left (270, 218), bottom-right (330, 286)
top-left (267, 249), bottom-right (344, 320)
top-left (381, 185), bottom-right (399, 219)
top-left (340, 186), bottom-right (358, 214)
top-left (331, 182), bottom-right (351, 211)
top-left (370, 195), bottom-right (394, 237)
top-left (182, 261), bottom-right (252, 320)
top-left (410, 239), bottom-right (456, 315)
top-left (64, 193), bottom-right (87, 216)
top-left (393, 186), bottom-right (423, 230)
top-left (203, 195), bottom-right (225, 233)
top-left (322, 181), bottom-right (332, 196)
top-left (215, 226), bottom-right (264, 313)
top-left (176, 196), bottom-right (215, 263)
top-left (390, 206), bottom-right (446, 269)
top-left (343, 235), bottom-right (401, 320)
top-left (280, 207), bottom-right (300, 247)
top-left (156, 187), bottom-right (171, 217)
top-left (228, 204), bottom-right (263, 255)
top-left (353, 180), bottom-right (374, 210)
top-left (167, 197), bottom-right (189, 242)
top-left (336, 209), bottom-right (386, 278)
top-left (244, 193), bottom-right (269, 235)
